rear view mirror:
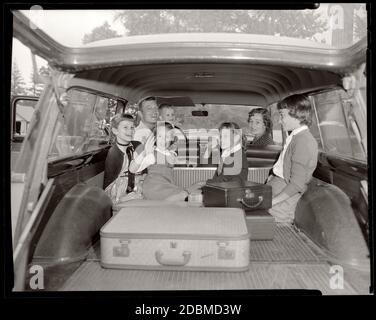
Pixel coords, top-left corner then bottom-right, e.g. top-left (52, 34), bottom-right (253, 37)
top-left (192, 110), bottom-right (208, 117)
top-left (11, 97), bottom-right (38, 142)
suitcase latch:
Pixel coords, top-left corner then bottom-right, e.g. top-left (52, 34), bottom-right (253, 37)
top-left (170, 241), bottom-right (178, 249)
top-left (245, 189), bottom-right (255, 199)
top-left (217, 241), bottom-right (235, 260)
top-left (113, 240), bottom-right (131, 257)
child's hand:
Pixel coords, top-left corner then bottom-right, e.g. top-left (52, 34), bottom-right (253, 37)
top-left (186, 181), bottom-right (205, 194)
top-left (144, 134), bottom-right (155, 154)
top-left (208, 136), bottom-right (219, 150)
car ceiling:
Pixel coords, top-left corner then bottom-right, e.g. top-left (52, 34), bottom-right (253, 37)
top-left (71, 62), bottom-right (341, 106)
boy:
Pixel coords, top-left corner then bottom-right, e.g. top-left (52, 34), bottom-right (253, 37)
top-left (104, 113), bottom-right (143, 204)
top-left (266, 94), bottom-right (318, 224)
top-left (158, 103), bottom-right (176, 124)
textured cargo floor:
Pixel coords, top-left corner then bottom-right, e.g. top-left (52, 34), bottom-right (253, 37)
top-left (60, 225), bottom-right (366, 294)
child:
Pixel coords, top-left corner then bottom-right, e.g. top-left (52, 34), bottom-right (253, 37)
top-left (206, 122), bottom-right (249, 184)
top-left (131, 121), bottom-right (189, 201)
top-left (158, 103), bottom-right (176, 123)
top-left (266, 94), bottom-right (318, 224)
top-left (103, 114), bottom-right (143, 204)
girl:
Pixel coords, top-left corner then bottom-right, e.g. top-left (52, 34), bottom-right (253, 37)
top-left (131, 121), bottom-right (189, 201)
top-left (206, 122), bottom-right (249, 184)
top-left (266, 94), bottom-right (318, 224)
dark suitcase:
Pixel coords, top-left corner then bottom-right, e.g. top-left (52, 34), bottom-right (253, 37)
top-left (245, 210), bottom-right (275, 240)
top-left (202, 180), bottom-right (272, 212)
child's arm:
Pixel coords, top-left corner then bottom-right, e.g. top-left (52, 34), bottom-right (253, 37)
top-left (272, 192), bottom-right (290, 206)
top-left (129, 134), bottom-right (155, 173)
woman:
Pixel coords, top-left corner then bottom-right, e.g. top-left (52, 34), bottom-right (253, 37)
top-left (247, 108), bottom-right (274, 145)
top-left (131, 121), bottom-right (189, 201)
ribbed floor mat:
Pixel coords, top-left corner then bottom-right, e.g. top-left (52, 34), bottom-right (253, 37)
top-left (61, 261), bottom-right (358, 294)
top-left (63, 225), bottom-right (365, 293)
top-left (249, 225), bottom-right (325, 262)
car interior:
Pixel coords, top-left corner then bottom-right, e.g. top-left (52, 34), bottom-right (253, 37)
top-left (10, 10), bottom-right (369, 293)
top-left (10, 58), bottom-right (369, 293)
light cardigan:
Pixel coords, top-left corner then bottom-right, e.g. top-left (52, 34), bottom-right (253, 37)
top-left (273, 128), bottom-right (318, 197)
top-left (273, 125), bottom-right (308, 178)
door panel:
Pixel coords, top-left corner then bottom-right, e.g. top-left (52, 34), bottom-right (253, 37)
top-left (29, 147), bottom-right (109, 263)
top-left (314, 153), bottom-right (368, 243)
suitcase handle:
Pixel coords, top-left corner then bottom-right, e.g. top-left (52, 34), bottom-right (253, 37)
top-left (155, 250), bottom-right (191, 267)
top-left (237, 195), bottom-right (264, 208)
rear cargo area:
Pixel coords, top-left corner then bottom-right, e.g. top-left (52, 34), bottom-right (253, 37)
top-left (58, 224), bottom-right (370, 294)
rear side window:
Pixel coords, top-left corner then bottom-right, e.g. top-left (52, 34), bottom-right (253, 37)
top-left (310, 89), bottom-right (366, 161)
top-left (270, 103), bottom-right (283, 146)
top-left (48, 88), bottom-right (126, 159)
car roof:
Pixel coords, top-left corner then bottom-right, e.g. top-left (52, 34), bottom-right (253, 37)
top-left (13, 10), bottom-right (366, 75)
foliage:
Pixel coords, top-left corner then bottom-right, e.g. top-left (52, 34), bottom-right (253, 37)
top-left (11, 62), bottom-right (50, 98)
top-left (114, 10), bottom-right (327, 39)
top-left (11, 62), bottom-right (27, 97)
top-left (354, 7), bottom-right (367, 41)
top-left (25, 65), bottom-right (50, 97)
top-left (82, 21), bottom-right (121, 44)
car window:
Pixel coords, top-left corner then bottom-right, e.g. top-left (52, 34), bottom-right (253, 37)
top-left (48, 88), bottom-right (126, 159)
top-left (308, 99), bottom-right (324, 150)
top-left (270, 103), bottom-right (283, 146)
top-left (175, 104), bottom-right (252, 131)
top-left (174, 104), bottom-right (281, 143)
top-left (12, 98), bottom-right (38, 140)
top-left (310, 89), bottom-right (366, 161)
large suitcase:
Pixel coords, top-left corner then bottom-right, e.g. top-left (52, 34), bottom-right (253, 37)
top-left (202, 180), bottom-right (272, 212)
top-left (100, 207), bottom-right (250, 272)
top-left (245, 210), bottom-right (275, 240)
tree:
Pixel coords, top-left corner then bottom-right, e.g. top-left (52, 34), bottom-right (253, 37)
top-left (26, 65), bottom-right (50, 97)
top-left (354, 7), bottom-right (367, 41)
top-left (114, 10), bottom-right (327, 39)
top-left (247, 10), bottom-right (326, 38)
top-left (11, 62), bottom-right (27, 97)
top-left (82, 21), bottom-right (121, 44)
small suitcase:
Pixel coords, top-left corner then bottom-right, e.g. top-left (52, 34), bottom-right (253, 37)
top-left (202, 180), bottom-right (272, 212)
top-left (100, 207), bottom-right (250, 272)
top-left (245, 210), bottom-right (275, 240)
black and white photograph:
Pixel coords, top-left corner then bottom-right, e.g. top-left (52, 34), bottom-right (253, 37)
top-left (6, 3), bottom-right (371, 302)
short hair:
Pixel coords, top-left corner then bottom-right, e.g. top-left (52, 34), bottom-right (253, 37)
top-left (159, 103), bottom-right (174, 111)
top-left (218, 122), bottom-right (240, 131)
top-left (277, 94), bottom-right (312, 126)
top-left (218, 122), bottom-right (246, 147)
top-left (138, 96), bottom-right (157, 111)
top-left (154, 121), bottom-right (177, 148)
top-left (156, 121), bottom-right (175, 131)
top-left (111, 113), bottom-right (135, 129)
top-left (248, 108), bottom-right (272, 133)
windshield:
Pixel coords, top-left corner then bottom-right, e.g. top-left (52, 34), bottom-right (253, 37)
top-left (19, 4), bottom-right (367, 49)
